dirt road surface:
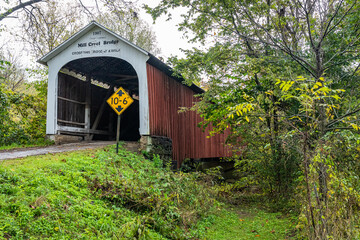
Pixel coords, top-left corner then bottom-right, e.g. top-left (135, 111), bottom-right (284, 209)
top-left (0, 141), bottom-right (116, 161)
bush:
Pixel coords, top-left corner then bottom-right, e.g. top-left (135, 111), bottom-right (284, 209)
top-left (0, 79), bottom-right (47, 146)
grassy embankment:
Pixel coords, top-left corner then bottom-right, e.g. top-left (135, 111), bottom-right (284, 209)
top-left (0, 140), bottom-right (54, 151)
top-left (0, 144), bottom-right (296, 239)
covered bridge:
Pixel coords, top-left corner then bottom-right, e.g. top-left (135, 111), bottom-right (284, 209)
top-left (38, 21), bottom-right (232, 167)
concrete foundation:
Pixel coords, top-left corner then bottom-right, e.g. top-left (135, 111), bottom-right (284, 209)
top-left (46, 134), bottom-right (83, 145)
top-left (139, 135), bottom-right (152, 152)
top-left (139, 135), bottom-right (176, 168)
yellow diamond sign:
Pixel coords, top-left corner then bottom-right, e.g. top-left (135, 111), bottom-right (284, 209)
top-left (107, 87), bottom-right (133, 115)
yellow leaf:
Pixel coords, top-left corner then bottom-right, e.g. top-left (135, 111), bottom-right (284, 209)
top-left (259, 117), bottom-right (264, 121)
top-left (245, 116), bottom-right (249, 122)
top-left (332, 95), bottom-right (341, 100)
top-left (280, 82), bottom-right (286, 89)
top-left (296, 76), bottom-right (306, 81)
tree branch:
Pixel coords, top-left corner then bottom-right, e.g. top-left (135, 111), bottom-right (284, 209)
top-left (317, 0), bottom-right (345, 47)
top-left (0, 0), bottom-right (45, 21)
top-left (320, 0), bottom-right (356, 44)
top-left (326, 108), bottom-right (360, 128)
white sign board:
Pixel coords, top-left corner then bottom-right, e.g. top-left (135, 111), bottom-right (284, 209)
top-left (71, 29), bottom-right (121, 57)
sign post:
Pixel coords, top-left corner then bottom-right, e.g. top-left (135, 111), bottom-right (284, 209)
top-left (106, 87), bottom-right (134, 153)
top-left (116, 115), bottom-right (121, 153)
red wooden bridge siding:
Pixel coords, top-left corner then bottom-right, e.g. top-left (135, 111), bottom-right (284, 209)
top-left (146, 63), bottom-right (232, 167)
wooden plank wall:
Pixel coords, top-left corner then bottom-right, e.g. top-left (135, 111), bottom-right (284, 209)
top-left (146, 64), bottom-right (232, 167)
top-left (58, 73), bottom-right (86, 127)
top-left (57, 73), bottom-right (111, 131)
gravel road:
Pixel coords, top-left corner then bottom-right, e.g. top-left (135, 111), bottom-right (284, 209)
top-left (0, 141), bottom-right (115, 161)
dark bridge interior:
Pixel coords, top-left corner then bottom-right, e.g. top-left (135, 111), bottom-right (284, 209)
top-left (57, 56), bottom-right (140, 141)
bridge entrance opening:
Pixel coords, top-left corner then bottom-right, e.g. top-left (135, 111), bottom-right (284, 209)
top-left (57, 56), bottom-right (140, 141)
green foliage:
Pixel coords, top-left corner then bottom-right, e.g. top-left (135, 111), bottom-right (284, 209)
top-left (190, 57), bottom-right (303, 199)
top-left (274, 76), bottom-right (360, 238)
top-left (147, 0), bottom-right (360, 238)
top-left (0, 60), bottom-right (48, 146)
top-left (0, 146), bottom-right (216, 239)
top-left (0, 84), bottom-right (29, 145)
top-left (295, 131), bottom-right (360, 239)
top-left (0, 83), bottom-right (47, 146)
top-left (152, 154), bottom-right (163, 168)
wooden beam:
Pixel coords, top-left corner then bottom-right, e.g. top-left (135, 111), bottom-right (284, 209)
top-left (90, 73), bottom-right (137, 78)
top-left (57, 125), bottom-right (111, 135)
top-left (84, 75), bottom-right (91, 140)
top-left (114, 81), bottom-right (138, 86)
top-left (58, 119), bottom-right (86, 126)
top-left (114, 76), bottom-right (138, 81)
top-left (58, 96), bottom-right (86, 105)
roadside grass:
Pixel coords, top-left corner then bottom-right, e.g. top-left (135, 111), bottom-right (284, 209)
top-left (0, 144), bottom-right (215, 239)
top-left (0, 139), bottom-right (54, 151)
top-left (0, 144), bottom-right (297, 239)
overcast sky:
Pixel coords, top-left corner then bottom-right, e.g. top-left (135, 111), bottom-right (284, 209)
top-left (137, 0), bottom-right (195, 59)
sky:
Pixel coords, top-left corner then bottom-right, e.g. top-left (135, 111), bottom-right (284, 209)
top-left (137, 0), bottom-right (196, 59)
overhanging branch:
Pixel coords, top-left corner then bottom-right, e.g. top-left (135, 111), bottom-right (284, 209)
top-left (0, 0), bottom-right (45, 22)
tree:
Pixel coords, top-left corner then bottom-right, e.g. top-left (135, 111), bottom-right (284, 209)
top-left (147, 0), bottom-right (360, 238)
top-left (12, 0), bottom-right (85, 59)
top-left (96, 10), bottom-right (161, 55)
top-left (0, 50), bottom-right (27, 91)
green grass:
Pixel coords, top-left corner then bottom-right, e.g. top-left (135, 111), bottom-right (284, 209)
top-left (204, 205), bottom-right (296, 240)
top-left (0, 139), bottom-right (54, 151)
top-left (0, 145), bottom-right (215, 239)
top-left (0, 144), bottom-right (297, 239)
